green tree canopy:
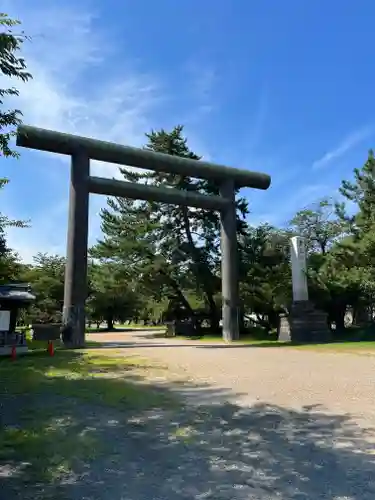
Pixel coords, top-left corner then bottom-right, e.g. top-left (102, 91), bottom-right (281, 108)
top-left (289, 198), bottom-right (344, 255)
top-left (87, 261), bottom-right (143, 330)
top-left (0, 13), bottom-right (31, 281)
top-left (92, 125), bottom-right (250, 329)
top-left (0, 12), bottom-right (32, 158)
top-left (21, 254), bottom-right (66, 324)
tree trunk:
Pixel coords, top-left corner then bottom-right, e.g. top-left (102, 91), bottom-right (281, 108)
top-left (106, 315), bottom-right (114, 331)
top-left (181, 207), bottom-right (219, 328)
top-left (158, 267), bottom-right (195, 317)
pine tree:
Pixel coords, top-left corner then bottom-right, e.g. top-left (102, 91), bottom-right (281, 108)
top-left (238, 223), bottom-right (291, 330)
top-left (339, 150), bottom-right (375, 235)
top-left (93, 126), bottom-right (249, 330)
top-left (316, 150), bottom-right (375, 328)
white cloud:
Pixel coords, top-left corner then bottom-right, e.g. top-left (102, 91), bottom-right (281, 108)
top-left (5, 198), bottom-right (69, 263)
top-left (1, 1), bottom-right (184, 262)
top-left (3, 1), bottom-right (218, 263)
top-left (312, 126), bottom-right (374, 170)
top-left (250, 182), bottom-right (336, 228)
top-left (10, 8), bottom-right (164, 179)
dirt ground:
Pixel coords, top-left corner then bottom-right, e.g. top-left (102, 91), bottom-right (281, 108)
top-left (2, 329), bottom-right (375, 499)
top-left (88, 329), bottom-right (375, 422)
top-left (87, 329), bottom-right (375, 499)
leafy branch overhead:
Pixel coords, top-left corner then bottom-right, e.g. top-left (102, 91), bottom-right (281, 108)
top-left (0, 13), bottom-right (31, 280)
top-left (0, 12), bottom-right (32, 158)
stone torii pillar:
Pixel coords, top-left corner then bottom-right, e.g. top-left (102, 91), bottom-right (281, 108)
top-left (62, 150), bottom-right (90, 347)
top-left (16, 124), bottom-right (271, 346)
top-left (220, 179), bottom-right (239, 341)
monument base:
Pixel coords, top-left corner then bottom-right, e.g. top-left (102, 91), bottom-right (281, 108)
top-left (278, 301), bottom-right (332, 343)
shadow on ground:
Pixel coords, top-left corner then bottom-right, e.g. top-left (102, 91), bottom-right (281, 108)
top-left (1, 351), bottom-right (375, 499)
top-left (87, 327), bottom-right (164, 334)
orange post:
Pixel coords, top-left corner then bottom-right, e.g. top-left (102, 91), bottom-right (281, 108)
top-left (48, 341), bottom-right (54, 356)
top-left (11, 346), bottom-right (16, 360)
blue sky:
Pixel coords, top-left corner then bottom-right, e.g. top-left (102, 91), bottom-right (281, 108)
top-left (2, 0), bottom-right (375, 262)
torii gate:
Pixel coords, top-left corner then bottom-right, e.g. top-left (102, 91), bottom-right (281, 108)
top-left (16, 125), bottom-right (271, 346)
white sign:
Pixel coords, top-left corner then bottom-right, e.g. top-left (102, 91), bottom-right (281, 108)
top-left (290, 236), bottom-right (308, 302)
top-left (0, 310), bottom-right (11, 331)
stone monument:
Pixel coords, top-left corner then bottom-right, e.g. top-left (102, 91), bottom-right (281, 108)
top-left (278, 236), bottom-right (331, 342)
top-left (291, 236), bottom-right (309, 302)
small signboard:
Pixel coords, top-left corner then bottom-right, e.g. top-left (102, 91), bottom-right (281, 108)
top-left (0, 310), bottom-right (10, 331)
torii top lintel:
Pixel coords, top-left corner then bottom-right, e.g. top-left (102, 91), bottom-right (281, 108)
top-left (16, 125), bottom-right (271, 190)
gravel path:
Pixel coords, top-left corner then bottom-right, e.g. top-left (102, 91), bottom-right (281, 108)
top-left (89, 330), bottom-right (375, 420)
top-left (85, 329), bottom-right (375, 499)
top-left (3, 330), bottom-right (375, 499)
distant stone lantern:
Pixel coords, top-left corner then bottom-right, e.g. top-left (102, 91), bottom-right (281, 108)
top-left (0, 283), bottom-right (35, 355)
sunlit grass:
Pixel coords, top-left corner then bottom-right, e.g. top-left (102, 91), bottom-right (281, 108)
top-left (0, 346), bottom-right (177, 487)
top-left (160, 332), bottom-right (375, 352)
top-left (0, 412), bottom-right (100, 484)
top-left (291, 340), bottom-right (375, 352)
top-left (1, 348), bottom-right (175, 406)
top-left (116, 323), bottom-right (163, 330)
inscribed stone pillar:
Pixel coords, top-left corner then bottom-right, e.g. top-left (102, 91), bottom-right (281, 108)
top-left (290, 236), bottom-right (308, 302)
top-left (282, 235), bottom-right (331, 343)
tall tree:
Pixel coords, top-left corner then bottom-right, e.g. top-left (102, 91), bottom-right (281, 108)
top-left (238, 223), bottom-right (291, 330)
top-left (0, 178), bottom-right (28, 282)
top-left (0, 12), bottom-right (32, 158)
top-left (289, 198), bottom-right (344, 255)
top-left (21, 254), bottom-right (66, 324)
top-left (338, 150), bottom-right (375, 235)
top-left (308, 241), bottom-right (367, 330)
top-left (334, 150), bottom-right (375, 323)
top-left (87, 261), bottom-right (143, 330)
top-left (0, 13), bottom-right (31, 278)
top-left (93, 126), bottom-right (249, 331)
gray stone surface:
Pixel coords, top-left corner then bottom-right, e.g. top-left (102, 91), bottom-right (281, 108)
top-left (278, 303), bottom-right (332, 343)
top-left (289, 301), bottom-right (331, 343)
top-left (277, 314), bottom-right (291, 341)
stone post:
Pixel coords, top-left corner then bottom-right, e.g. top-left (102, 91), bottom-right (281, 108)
top-left (279, 235), bottom-right (331, 343)
top-left (290, 236), bottom-right (308, 301)
top-left (62, 150), bottom-right (90, 348)
top-left (220, 180), bottom-right (239, 341)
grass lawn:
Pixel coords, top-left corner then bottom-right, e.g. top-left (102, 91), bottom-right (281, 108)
top-left (154, 331), bottom-right (375, 352)
top-left (0, 344), bottom-right (176, 489)
top-left (85, 323), bottom-right (164, 333)
top-left (116, 323), bottom-right (164, 330)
